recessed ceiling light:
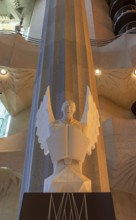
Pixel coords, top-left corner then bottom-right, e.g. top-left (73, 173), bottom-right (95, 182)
top-left (95, 69), bottom-right (102, 76)
top-left (133, 70), bottom-right (136, 75)
top-left (1, 167), bottom-right (9, 170)
top-left (0, 69), bottom-right (7, 75)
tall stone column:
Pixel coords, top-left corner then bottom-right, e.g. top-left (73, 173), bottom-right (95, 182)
top-left (21, 0), bottom-right (110, 195)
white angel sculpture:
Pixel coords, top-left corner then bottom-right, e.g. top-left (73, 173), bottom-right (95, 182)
top-left (36, 86), bottom-right (100, 192)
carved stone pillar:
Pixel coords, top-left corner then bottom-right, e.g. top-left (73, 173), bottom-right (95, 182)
top-left (20, 0), bottom-right (110, 196)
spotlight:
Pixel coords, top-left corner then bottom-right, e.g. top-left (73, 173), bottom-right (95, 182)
top-left (0, 69), bottom-right (7, 75)
top-left (95, 69), bottom-right (102, 76)
top-left (133, 70), bottom-right (136, 76)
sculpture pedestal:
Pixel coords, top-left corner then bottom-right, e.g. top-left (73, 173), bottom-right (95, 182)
top-left (44, 166), bottom-right (92, 192)
top-left (19, 193), bottom-right (116, 220)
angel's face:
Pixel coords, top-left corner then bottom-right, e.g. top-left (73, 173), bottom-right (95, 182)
top-left (62, 101), bottom-right (76, 120)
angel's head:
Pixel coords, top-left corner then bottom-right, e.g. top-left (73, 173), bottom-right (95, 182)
top-left (61, 100), bottom-right (76, 121)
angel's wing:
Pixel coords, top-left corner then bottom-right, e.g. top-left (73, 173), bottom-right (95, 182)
top-left (80, 86), bottom-right (100, 155)
top-left (35, 86), bottom-right (55, 155)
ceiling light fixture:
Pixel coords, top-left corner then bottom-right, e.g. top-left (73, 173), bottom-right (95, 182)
top-left (95, 69), bottom-right (102, 76)
top-left (133, 70), bottom-right (136, 76)
top-left (0, 69), bottom-right (7, 75)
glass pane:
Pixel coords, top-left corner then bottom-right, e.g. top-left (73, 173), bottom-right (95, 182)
top-left (0, 101), bottom-right (10, 137)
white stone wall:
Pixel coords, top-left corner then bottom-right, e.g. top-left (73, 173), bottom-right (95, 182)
top-left (112, 190), bottom-right (136, 220)
top-left (100, 97), bottom-right (136, 220)
top-left (29, 0), bottom-right (46, 39)
top-left (8, 108), bottom-right (30, 136)
top-left (99, 96), bottom-right (135, 120)
top-left (0, 168), bottom-right (21, 220)
top-left (90, 0), bottom-right (114, 39)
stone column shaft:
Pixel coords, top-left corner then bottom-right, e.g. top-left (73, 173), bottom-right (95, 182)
top-left (21, 0), bottom-right (110, 194)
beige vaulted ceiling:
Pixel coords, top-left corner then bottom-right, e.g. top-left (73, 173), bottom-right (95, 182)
top-left (0, 32), bottom-right (136, 115)
top-left (0, 33), bottom-right (38, 116)
top-left (96, 68), bottom-right (136, 109)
